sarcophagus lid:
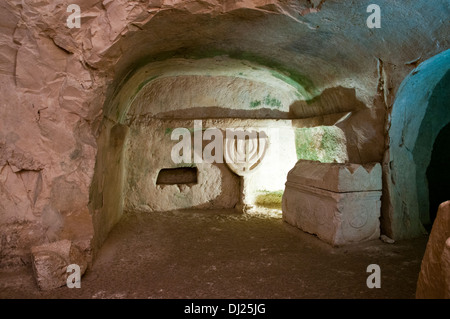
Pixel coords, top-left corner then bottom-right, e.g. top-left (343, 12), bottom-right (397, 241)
top-left (286, 160), bottom-right (382, 193)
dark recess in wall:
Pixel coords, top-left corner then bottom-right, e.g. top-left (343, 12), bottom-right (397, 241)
top-left (156, 167), bottom-right (198, 185)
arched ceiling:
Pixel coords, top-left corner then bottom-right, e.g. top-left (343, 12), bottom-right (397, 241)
top-left (6, 0), bottom-right (447, 119)
top-left (388, 49), bottom-right (450, 233)
top-left (78, 0), bottom-right (447, 120)
top-left (107, 57), bottom-right (307, 122)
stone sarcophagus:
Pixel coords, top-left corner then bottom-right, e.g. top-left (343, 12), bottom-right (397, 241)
top-left (282, 160), bottom-right (382, 246)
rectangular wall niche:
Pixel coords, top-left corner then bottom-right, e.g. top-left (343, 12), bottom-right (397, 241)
top-left (156, 167), bottom-right (198, 186)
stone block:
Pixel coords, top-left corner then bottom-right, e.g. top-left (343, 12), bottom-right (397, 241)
top-left (31, 240), bottom-right (87, 291)
top-left (416, 201), bottom-right (450, 299)
top-left (282, 160), bottom-right (382, 246)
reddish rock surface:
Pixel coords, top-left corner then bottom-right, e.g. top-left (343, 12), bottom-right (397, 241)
top-left (416, 201), bottom-right (450, 298)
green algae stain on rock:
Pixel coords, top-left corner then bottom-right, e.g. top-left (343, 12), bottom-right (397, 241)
top-left (250, 100), bottom-right (262, 108)
top-left (249, 94), bottom-right (282, 109)
top-left (295, 126), bottom-right (348, 163)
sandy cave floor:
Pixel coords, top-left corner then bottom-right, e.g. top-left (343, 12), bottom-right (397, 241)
top-left (0, 210), bottom-right (428, 299)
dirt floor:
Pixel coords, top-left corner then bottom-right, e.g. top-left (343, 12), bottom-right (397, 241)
top-left (0, 210), bottom-right (429, 299)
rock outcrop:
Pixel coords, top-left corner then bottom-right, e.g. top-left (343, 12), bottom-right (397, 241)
top-left (416, 201), bottom-right (450, 299)
top-left (31, 240), bottom-right (87, 291)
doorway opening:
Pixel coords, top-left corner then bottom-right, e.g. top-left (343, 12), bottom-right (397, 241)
top-left (426, 122), bottom-right (450, 230)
